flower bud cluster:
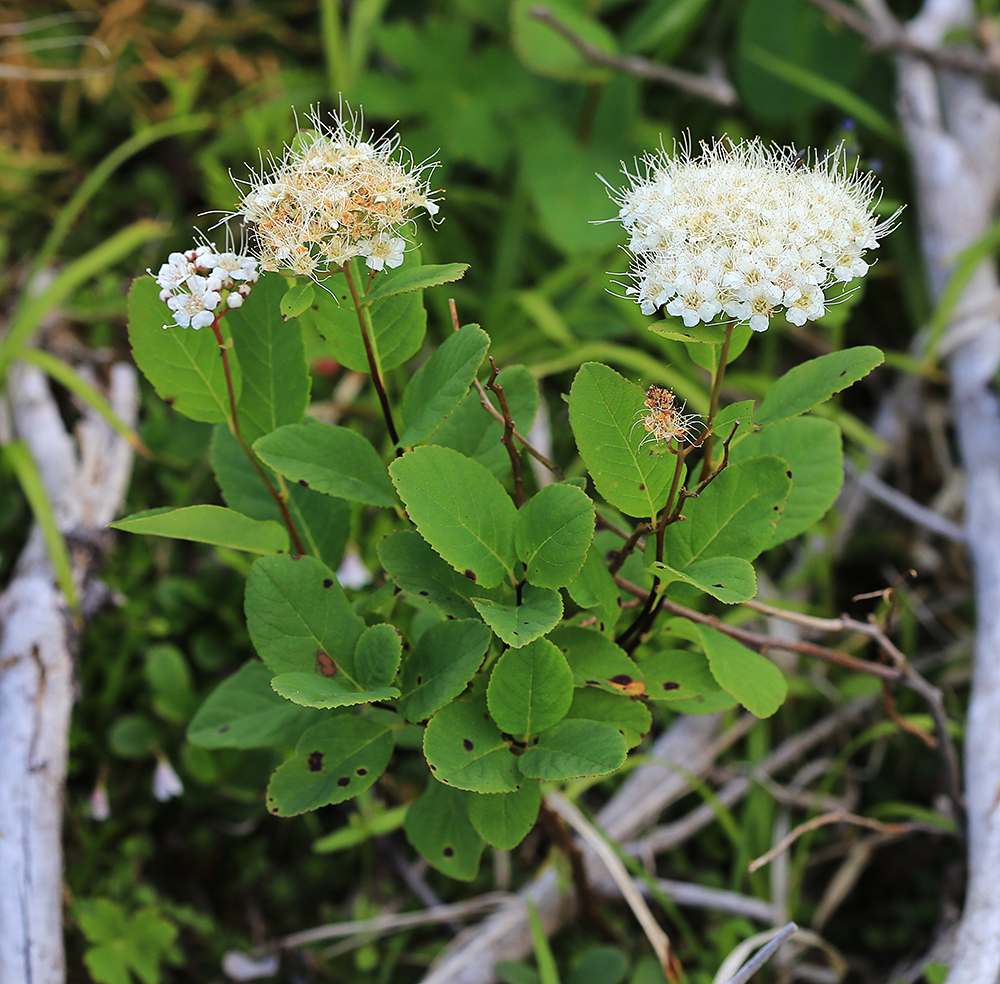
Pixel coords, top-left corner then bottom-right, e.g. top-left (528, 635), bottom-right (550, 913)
top-left (235, 107), bottom-right (440, 278)
top-left (154, 244), bottom-right (259, 329)
top-left (610, 139), bottom-right (898, 331)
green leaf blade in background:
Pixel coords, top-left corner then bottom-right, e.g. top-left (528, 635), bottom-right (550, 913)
top-left (187, 661), bottom-right (322, 749)
top-left (110, 505), bottom-right (289, 554)
top-left (731, 416), bottom-right (844, 545)
top-left (637, 647), bottom-right (721, 703)
top-left (468, 781), bottom-right (541, 850)
top-left (663, 455), bottom-right (791, 567)
top-left (254, 421), bottom-right (397, 507)
top-left (566, 689), bottom-right (651, 749)
top-left (471, 584), bottom-right (563, 647)
top-left (755, 347), bottom-right (885, 427)
top-left (127, 276), bottom-right (238, 423)
top-left (229, 271), bottom-right (311, 445)
top-left (389, 445), bottom-right (518, 588)
top-left (515, 482), bottom-right (595, 588)
top-left (549, 625), bottom-right (644, 695)
top-left (517, 719), bottom-right (627, 780)
top-left (487, 638), bottom-right (574, 737)
top-left (342, 623), bottom-right (403, 691)
top-left (396, 618), bottom-right (492, 723)
top-left (279, 280), bottom-right (315, 320)
top-left (511, 0), bottom-right (617, 83)
top-left (569, 363), bottom-right (675, 519)
top-left (404, 781), bottom-right (485, 881)
top-left (399, 324), bottom-right (490, 446)
top-left (364, 262), bottom-right (469, 303)
top-left (245, 553), bottom-right (366, 675)
top-left (423, 699), bottom-right (520, 793)
top-left (266, 716), bottom-right (393, 816)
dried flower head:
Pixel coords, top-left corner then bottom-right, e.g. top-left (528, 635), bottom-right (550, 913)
top-left (233, 105), bottom-right (440, 279)
top-left (608, 138), bottom-right (900, 332)
top-left (152, 239), bottom-right (259, 329)
top-left (635, 385), bottom-right (702, 450)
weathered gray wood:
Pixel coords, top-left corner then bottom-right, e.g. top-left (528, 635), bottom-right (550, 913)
top-left (0, 361), bottom-right (137, 984)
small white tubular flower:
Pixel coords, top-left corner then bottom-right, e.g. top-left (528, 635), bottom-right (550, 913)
top-left (153, 239), bottom-right (260, 329)
top-left (607, 138), bottom-right (900, 331)
top-left (232, 105), bottom-right (441, 280)
top-left (153, 755), bottom-right (184, 802)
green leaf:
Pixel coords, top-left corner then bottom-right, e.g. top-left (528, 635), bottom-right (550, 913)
top-left (279, 280), bottom-right (315, 320)
top-left (431, 366), bottom-right (539, 479)
top-left (187, 661), bottom-right (322, 749)
top-left (405, 780), bottom-right (485, 880)
top-left (397, 618), bottom-right (492, 722)
top-left (569, 363), bottom-right (675, 519)
top-left (663, 456), bottom-right (791, 567)
top-left (517, 719), bottom-right (627, 780)
top-left (108, 714), bottom-right (161, 759)
top-left (468, 781), bottom-right (541, 850)
top-left (566, 542), bottom-right (622, 636)
top-left (301, 272), bottom-right (427, 373)
top-left (549, 625), bottom-right (644, 696)
top-left (390, 445), bottom-right (517, 588)
top-left (731, 416), bottom-right (843, 545)
top-left (254, 421), bottom-right (397, 507)
top-left (270, 672), bottom-right (399, 708)
top-left (313, 803), bottom-right (409, 853)
top-left (471, 584), bottom-right (563, 648)
top-left (266, 716), bottom-right (393, 816)
top-left (637, 647), bottom-right (721, 702)
top-left (487, 638), bottom-right (574, 737)
top-left (695, 624), bottom-right (787, 718)
top-left (423, 699), bottom-right (520, 793)
top-left (364, 262), bottom-right (469, 304)
top-left (755, 347), bottom-right (884, 427)
top-left (511, 0), bottom-right (617, 82)
top-left (399, 325), bottom-right (490, 446)
top-left (127, 275), bottom-right (238, 423)
top-left (378, 530), bottom-right (497, 618)
top-left (211, 425), bottom-right (350, 568)
top-left (110, 505), bottom-right (289, 554)
top-left (230, 272), bottom-right (311, 444)
top-left (245, 553), bottom-right (366, 674)
top-left (145, 644), bottom-right (196, 723)
top-left (566, 689), bottom-right (651, 749)
top-left (79, 900), bottom-right (180, 984)
top-left (344, 623), bottom-right (403, 690)
top-left (650, 556), bottom-right (757, 604)
top-left (516, 483), bottom-right (595, 588)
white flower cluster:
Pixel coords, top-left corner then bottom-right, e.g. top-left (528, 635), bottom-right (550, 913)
top-left (154, 244), bottom-right (259, 329)
top-left (610, 139), bottom-right (898, 331)
top-left (235, 106), bottom-right (440, 279)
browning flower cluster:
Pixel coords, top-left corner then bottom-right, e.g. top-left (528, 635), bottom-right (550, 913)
top-left (608, 138), bottom-right (899, 331)
top-left (635, 385), bottom-right (702, 450)
top-left (234, 106), bottom-right (440, 279)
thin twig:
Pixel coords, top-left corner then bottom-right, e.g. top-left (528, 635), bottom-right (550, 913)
top-left (528, 5), bottom-right (738, 106)
top-left (449, 298), bottom-right (566, 479)
top-left (486, 357), bottom-right (525, 507)
top-left (343, 261), bottom-right (400, 447)
top-left (547, 792), bottom-right (673, 973)
top-left (747, 811), bottom-right (913, 873)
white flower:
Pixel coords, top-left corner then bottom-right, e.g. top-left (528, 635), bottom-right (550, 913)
top-left (153, 756), bottom-right (184, 802)
top-left (606, 138), bottom-right (900, 331)
top-left (231, 104), bottom-right (440, 280)
top-left (154, 239), bottom-right (260, 329)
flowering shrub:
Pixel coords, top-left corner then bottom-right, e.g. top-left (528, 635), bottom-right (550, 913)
top-left (611, 138), bottom-right (898, 330)
top-left (117, 108), bottom-right (893, 884)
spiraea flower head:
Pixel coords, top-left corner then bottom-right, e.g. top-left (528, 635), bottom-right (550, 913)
top-left (634, 385), bottom-right (703, 451)
top-left (233, 105), bottom-right (441, 279)
top-left (607, 138), bottom-right (900, 332)
top-left (152, 235), bottom-right (259, 329)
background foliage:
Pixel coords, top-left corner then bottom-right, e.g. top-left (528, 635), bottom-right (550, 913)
top-left (0, 1), bottom-right (968, 983)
